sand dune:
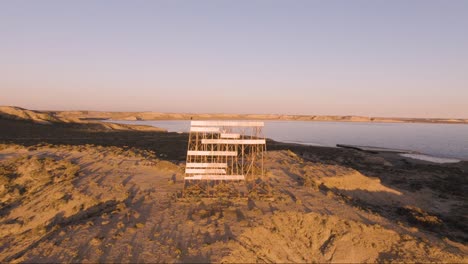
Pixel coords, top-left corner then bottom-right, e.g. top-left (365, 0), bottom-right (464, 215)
top-left (0, 143), bottom-right (466, 262)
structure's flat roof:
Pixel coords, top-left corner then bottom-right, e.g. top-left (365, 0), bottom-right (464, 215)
top-left (187, 150), bottom-right (237, 156)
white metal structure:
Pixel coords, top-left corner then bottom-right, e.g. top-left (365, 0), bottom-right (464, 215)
top-left (184, 120), bottom-right (267, 196)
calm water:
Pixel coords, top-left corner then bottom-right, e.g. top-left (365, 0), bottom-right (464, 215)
top-left (109, 120), bottom-right (468, 160)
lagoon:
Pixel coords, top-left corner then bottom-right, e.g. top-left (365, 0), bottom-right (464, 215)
top-left (108, 120), bottom-right (468, 160)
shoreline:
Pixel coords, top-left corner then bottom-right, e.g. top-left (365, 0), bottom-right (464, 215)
top-left (101, 116), bottom-right (468, 125)
top-left (103, 119), bottom-right (468, 162)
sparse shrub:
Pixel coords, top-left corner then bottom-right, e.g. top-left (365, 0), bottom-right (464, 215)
top-left (397, 206), bottom-right (442, 228)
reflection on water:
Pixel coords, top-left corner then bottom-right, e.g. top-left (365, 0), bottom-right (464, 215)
top-left (107, 120), bottom-right (468, 160)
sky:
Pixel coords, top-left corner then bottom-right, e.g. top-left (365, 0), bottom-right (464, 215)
top-left (1, 0), bottom-right (467, 118)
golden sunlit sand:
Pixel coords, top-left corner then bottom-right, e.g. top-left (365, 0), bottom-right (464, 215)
top-left (0, 107), bottom-right (467, 262)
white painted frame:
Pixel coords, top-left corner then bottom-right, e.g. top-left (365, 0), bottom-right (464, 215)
top-left (191, 121), bottom-right (264, 127)
top-left (201, 139), bottom-right (266, 145)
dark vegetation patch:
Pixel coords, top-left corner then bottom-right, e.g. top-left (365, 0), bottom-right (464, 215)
top-left (0, 119), bottom-right (188, 161)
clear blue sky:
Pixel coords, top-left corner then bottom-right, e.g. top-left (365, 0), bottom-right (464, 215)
top-left (1, 0), bottom-right (467, 118)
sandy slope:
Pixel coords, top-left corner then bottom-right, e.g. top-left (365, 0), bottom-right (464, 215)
top-left (0, 144), bottom-right (466, 263)
top-left (223, 212), bottom-right (461, 263)
top-left (0, 106), bottom-right (62, 124)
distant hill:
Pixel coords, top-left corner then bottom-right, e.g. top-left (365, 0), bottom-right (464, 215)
top-left (0, 106), bottom-right (165, 132)
top-left (0, 106), bottom-right (62, 124)
top-left (1, 106), bottom-right (467, 124)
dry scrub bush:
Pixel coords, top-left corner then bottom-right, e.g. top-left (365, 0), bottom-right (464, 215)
top-left (397, 206), bottom-right (442, 228)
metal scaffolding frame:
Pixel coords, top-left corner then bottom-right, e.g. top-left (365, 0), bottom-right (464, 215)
top-left (183, 120), bottom-right (267, 197)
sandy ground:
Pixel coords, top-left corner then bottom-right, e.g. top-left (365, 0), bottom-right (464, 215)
top-left (0, 143), bottom-right (466, 263)
top-left (0, 108), bottom-right (467, 262)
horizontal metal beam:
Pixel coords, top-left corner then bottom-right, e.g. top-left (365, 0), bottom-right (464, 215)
top-left (186, 163), bottom-right (228, 168)
top-left (190, 127), bottom-right (220, 132)
top-left (185, 168), bottom-right (226, 174)
top-left (184, 175), bottom-right (245, 180)
top-left (220, 133), bottom-right (240, 139)
top-left (201, 139), bottom-right (266, 145)
top-left (187, 151), bottom-right (237, 156)
top-left (191, 121), bottom-right (264, 127)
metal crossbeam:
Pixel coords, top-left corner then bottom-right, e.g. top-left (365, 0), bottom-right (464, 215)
top-left (186, 163), bottom-right (228, 168)
top-left (187, 151), bottom-right (237, 156)
top-left (190, 127), bottom-right (220, 132)
top-left (201, 139), bottom-right (266, 145)
top-left (185, 175), bottom-right (245, 180)
top-left (220, 133), bottom-right (240, 139)
top-left (185, 168), bottom-right (227, 174)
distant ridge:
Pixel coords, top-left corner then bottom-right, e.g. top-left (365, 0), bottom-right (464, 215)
top-left (1, 106), bottom-right (467, 124)
top-left (0, 106), bottom-right (61, 124)
top-left (0, 106), bottom-right (165, 132)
